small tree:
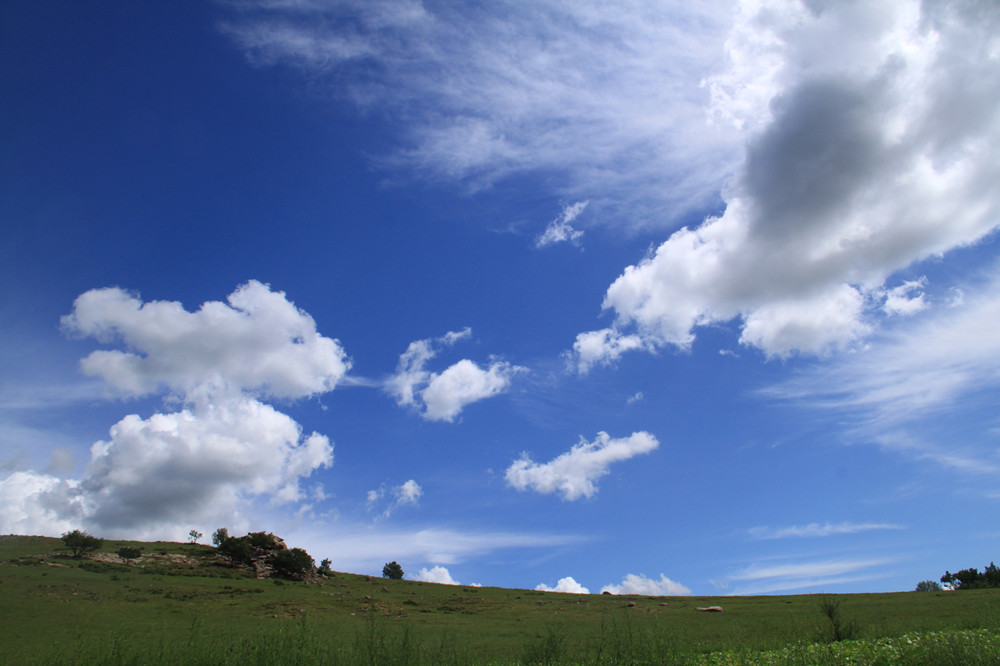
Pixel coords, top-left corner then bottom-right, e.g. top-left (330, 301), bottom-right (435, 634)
top-left (188, 529), bottom-right (203, 544)
top-left (271, 547), bottom-right (315, 580)
top-left (117, 546), bottom-right (143, 565)
top-left (217, 536), bottom-right (252, 566)
top-left (212, 527), bottom-right (229, 547)
top-left (382, 561), bottom-right (404, 580)
top-left (318, 558), bottom-right (332, 575)
top-left (915, 580), bottom-right (941, 592)
top-left (61, 529), bottom-right (102, 558)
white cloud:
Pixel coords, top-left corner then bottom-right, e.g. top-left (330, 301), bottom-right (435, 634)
top-left (416, 565), bottom-right (459, 585)
top-left (570, 328), bottom-right (650, 374)
top-left (600, 573), bottom-right (690, 596)
top-left (505, 431), bottom-right (659, 500)
top-left (747, 522), bottom-right (904, 540)
top-left (221, 1), bottom-right (741, 228)
top-left (0, 282), bottom-right (340, 538)
top-left (61, 280), bottom-right (350, 399)
top-left (536, 576), bottom-right (590, 594)
top-left (761, 269), bottom-right (1000, 471)
top-left (882, 278), bottom-right (928, 316)
top-left (766, 272), bottom-right (1000, 423)
top-left (572, 0), bottom-right (1000, 363)
top-left (282, 524), bottom-right (584, 575)
top-left (726, 558), bottom-right (892, 595)
top-left (0, 391), bottom-right (333, 535)
top-left (367, 479), bottom-right (423, 520)
top-left (0, 471), bottom-right (83, 536)
top-left (536, 201), bottom-right (588, 248)
top-left (388, 329), bottom-right (524, 422)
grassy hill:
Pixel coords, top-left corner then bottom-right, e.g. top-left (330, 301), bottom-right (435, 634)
top-left (2, 535), bottom-right (999, 664)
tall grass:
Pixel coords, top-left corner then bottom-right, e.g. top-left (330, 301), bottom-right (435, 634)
top-left (14, 613), bottom-right (1000, 665)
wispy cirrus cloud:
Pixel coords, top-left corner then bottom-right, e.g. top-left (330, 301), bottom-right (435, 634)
top-left (726, 557), bottom-right (895, 595)
top-left (536, 201), bottom-right (589, 249)
top-left (747, 522), bottom-right (904, 540)
top-left (220, 0), bottom-right (740, 229)
top-left (761, 268), bottom-right (1000, 473)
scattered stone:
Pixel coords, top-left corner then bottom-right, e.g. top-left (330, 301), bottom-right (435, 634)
top-left (696, 606), bottom-right (724, 612)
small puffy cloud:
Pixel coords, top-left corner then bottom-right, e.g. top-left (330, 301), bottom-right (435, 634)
top-left (536, 576), bottom-right (590, 594)
top-left (397, 479), bottom-right (422, 505)
top-left (505, 431), bottom-right (659, 500)
top-left (61, 280), bottom-right (350, 398)
top-left (570, 328), bottom-right (649, 374)
top-left (882, 278), bottom-right (928, 316)
top-left (536, 201), bottom-right (588, 248)
top-left (416, 565), bottom-right (460, 585)
top-left (601, 573), bottom-right (690, 596)
top-left (388, 329), bottom-right (524, 422)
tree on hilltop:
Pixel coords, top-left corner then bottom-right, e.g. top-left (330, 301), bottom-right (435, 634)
top-left (61, 530), bottom-right (102, 558)
top-left (217, 536), bottom-right (252, 566)
top-left (383, 561), bottom-right (404, 580)
top-left (212, 527), bottom-right (229, 546)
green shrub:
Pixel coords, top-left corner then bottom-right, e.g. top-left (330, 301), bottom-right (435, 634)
top-left (271, 547), bottom-right (314, 580)
top-left (60, 530), bottom-right (102, 558)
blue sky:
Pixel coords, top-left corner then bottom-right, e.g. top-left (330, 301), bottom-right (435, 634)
top-left (2, 0), bottom-right (1000, 596)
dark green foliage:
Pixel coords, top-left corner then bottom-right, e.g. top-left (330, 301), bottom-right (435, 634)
top-left (217, 536), bottom-right (252, 566)
top-left (248, 531), bottom-right (278, 549)
top-left (211, 527), bottom-right (228, 547)
top-left (60, 529), bottom-right (102, 558)
top-left (270, 547), bottom-right (315, 580)
top-left (915, 579), bottom-right (941, 592)
top-left (117, 546), bottom-right (142, 565)
top-left (318, 558), bottom-right (332, 575)
top-left (188, 530), bottom-right (202, 544)
top-left (383, 561), bottom-right (404, 580)
top-left (941, 563), bottom-right (1000, 590)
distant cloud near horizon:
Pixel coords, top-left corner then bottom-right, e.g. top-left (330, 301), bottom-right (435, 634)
top-left (0, 282), bottom-right (341, 536)
top-left (601, 573), bottom-right (690, 596)
top-left (747, 522), bottom-right (904, 540)
top-left (536, 576), bottom-right (590, 594)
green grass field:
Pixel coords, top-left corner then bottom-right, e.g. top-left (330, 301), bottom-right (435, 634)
top-left (2, 535), bottom-right (999, 664)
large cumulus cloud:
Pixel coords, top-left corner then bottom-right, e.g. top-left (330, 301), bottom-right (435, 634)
top-left (0, 281), bottom-right (345, 537)
top-left (574, 0), bottom-right (1000, 365)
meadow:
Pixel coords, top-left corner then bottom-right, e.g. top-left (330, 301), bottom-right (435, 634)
top-left (2, 535), bottom-right (999, 664)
